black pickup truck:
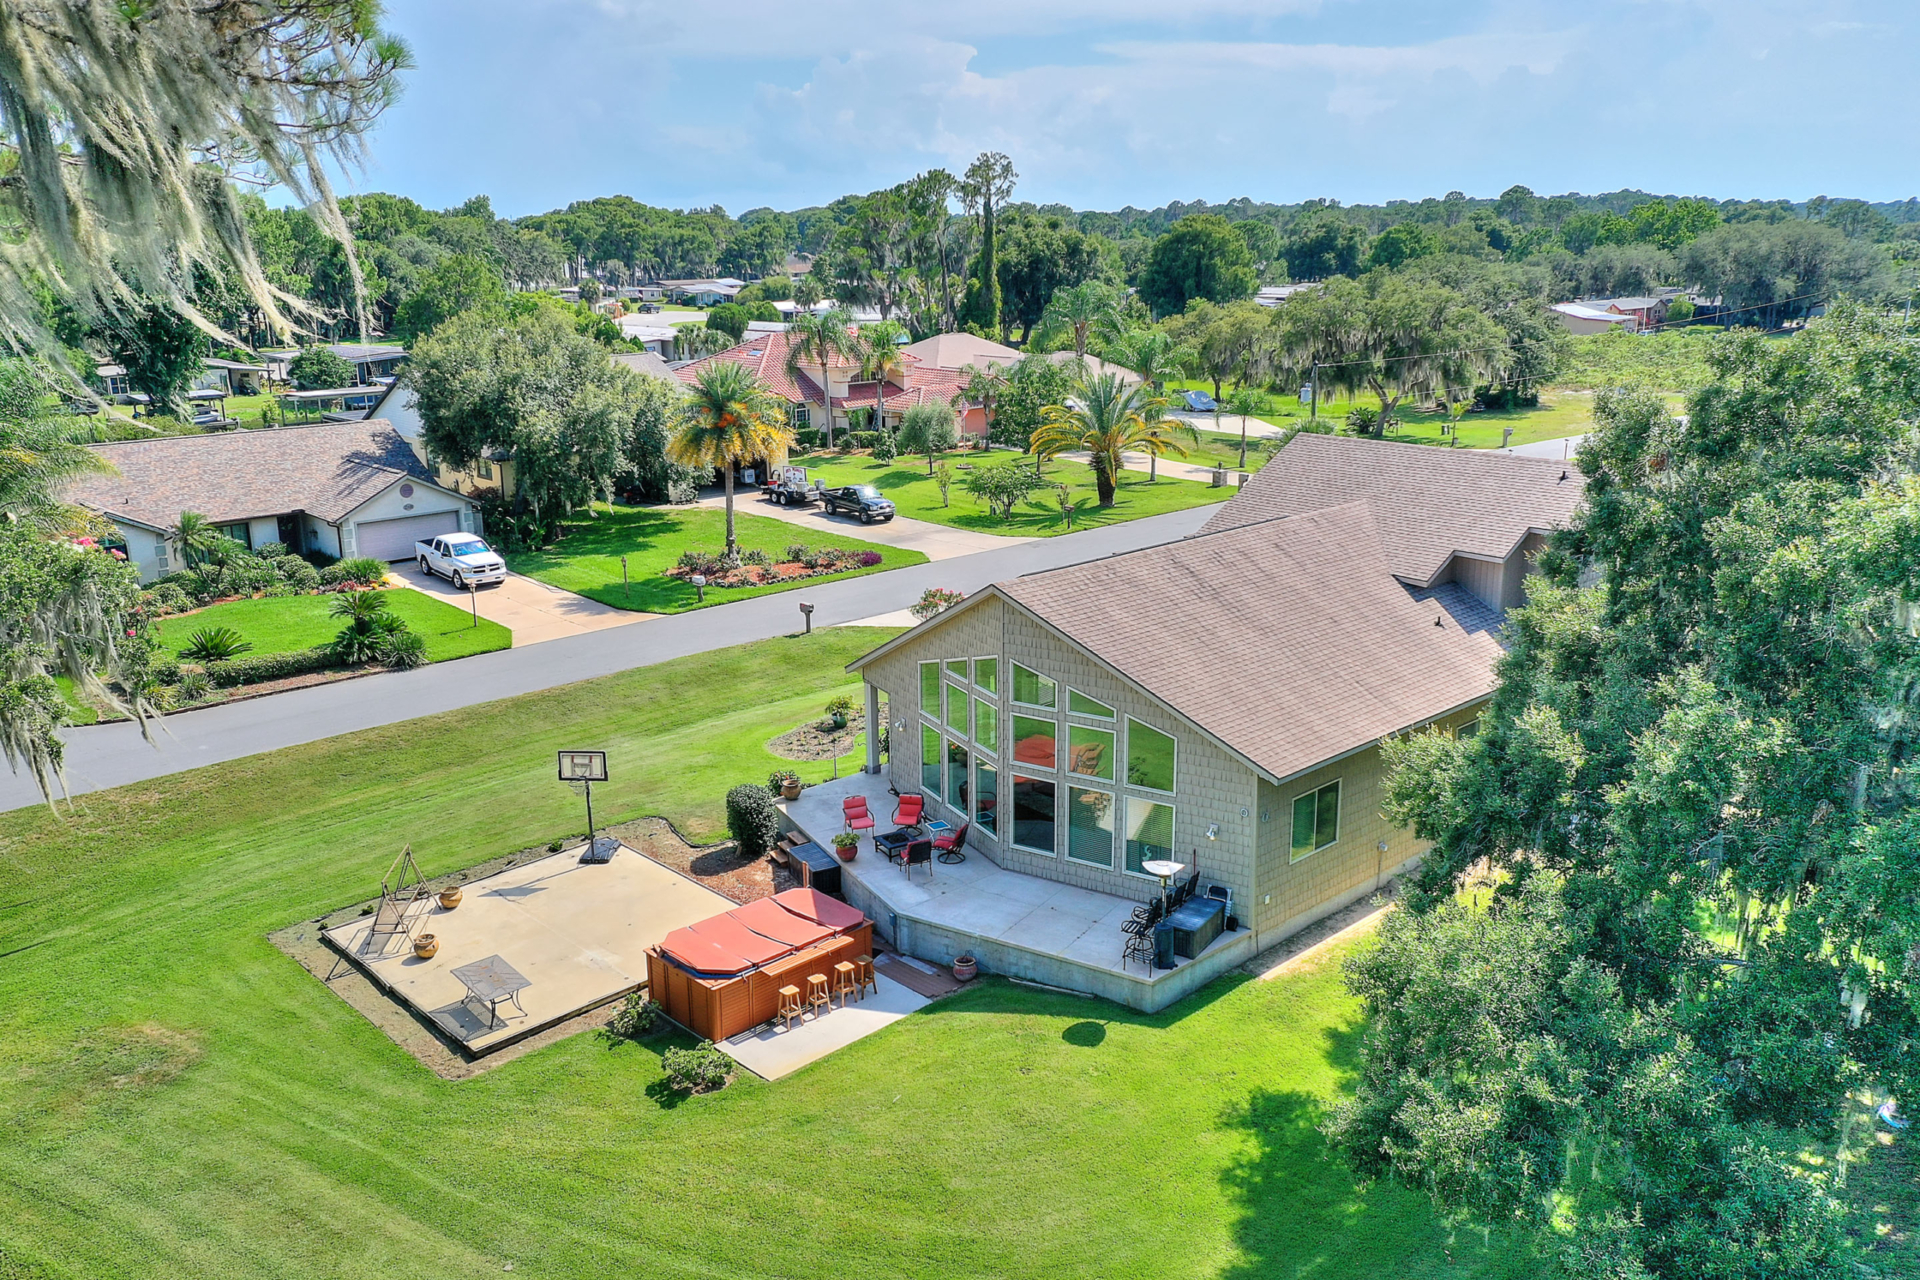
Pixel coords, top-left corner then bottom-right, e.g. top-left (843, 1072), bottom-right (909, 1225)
top-left (818, 484), bottom-right (896, 524)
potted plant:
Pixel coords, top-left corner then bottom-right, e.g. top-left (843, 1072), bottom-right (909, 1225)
top-left (831, 832), bottom-right (860, 861)
top-left (825, 695), bottom-right (853, 730)
top-left (438, 885), bottom-right (463, 910)
top-left (768, 769), bottom-right (803, 801)
top-left (413, 933), bottom-right (439, 960)
top-left (952, 953), bottom-right (977, 982)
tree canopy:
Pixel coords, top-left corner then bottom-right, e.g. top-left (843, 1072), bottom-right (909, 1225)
top-left (1137, 214), bottom-right (1257, 317)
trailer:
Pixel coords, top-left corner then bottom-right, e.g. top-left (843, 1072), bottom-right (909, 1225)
top-left (763, 464), bottom-right (820, 507)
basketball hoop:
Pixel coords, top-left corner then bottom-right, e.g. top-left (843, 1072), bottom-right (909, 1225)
top-left (557, 751), bottom-right (610, 861)
top-left (566, 779), bottom-right (589, 797)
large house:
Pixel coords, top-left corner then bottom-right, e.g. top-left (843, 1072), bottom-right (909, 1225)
top-left (675, 329), bottom-right (990, 445)
top-left (833, 434), bottom-right (1586, 1006)
top-left (66, 421), bottom-right (481, 578)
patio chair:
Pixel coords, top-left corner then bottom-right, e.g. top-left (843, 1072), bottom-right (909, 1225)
top-left (843, 797), bottom-right (875, 837)
top-left (1176, 871), bottom-right (1200, 907)
top-left (1122, 930), bottom-right (1157, 971)
top-left (900, 839), bottom-right (933, 879)
top-left (892, 793), bottom-right (926, 827)
top-left (931, 821), bottom-right (969, 860)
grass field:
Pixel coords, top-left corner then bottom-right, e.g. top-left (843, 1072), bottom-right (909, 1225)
top-left (509, 505), bottom-right (922, 613)
top-left (0, 629), bottom-right (1546, 1279)
top-left (152, 588), bottom-right (512, 664)
top-left (793, 448), bottom-right (1231, 535)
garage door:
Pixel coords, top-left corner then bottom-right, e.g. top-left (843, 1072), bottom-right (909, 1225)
top-left (354, 511), bottom-right (461, 561)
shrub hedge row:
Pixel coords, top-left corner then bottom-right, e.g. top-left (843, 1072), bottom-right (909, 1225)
top-left (205, 647), bottom-right (342, 688)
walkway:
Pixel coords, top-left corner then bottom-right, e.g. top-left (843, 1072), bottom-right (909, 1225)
top-left (6, 506), bottom-right (1216, 812)
top-left (1054, 449), bottom-right (1242, 486)
top-left (393, 565), bottom-right (652, 644)
top-left (692, 488), bottom-right (1031, 560)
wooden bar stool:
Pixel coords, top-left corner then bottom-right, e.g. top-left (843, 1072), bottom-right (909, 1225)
top-left (777, 984), bottom-right (804, 1030)
top-left (832, 960), bottom-right (858, 1007)
top-left (853, 955), bottom-right (878, 1000)
top-left (805, 972), bottom-right (831, 1016)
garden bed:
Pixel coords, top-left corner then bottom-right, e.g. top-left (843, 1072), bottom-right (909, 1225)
top-left (766, 711), bottom-right (865, 762)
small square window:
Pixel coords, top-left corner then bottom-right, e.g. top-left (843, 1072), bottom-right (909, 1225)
top-left (1067, 725), bottom-right (1115, 781)
top-left (1068, 689), bottom-right (1115, 719)
top-left (973, 657), bottom-right (998, 694)
top-left (946, 659), bottom-right (968, 678)
top-left (1126, 719), bottom-right (1177, 793)
top-left (1290, 780), bottom-right (1341, 861)
top-left (1067, 787), bottom-right (1116, 867)
top-left (1012, 663), bottom-right (1056, 709)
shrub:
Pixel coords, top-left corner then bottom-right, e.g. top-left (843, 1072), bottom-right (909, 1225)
top-left (871, 429), bottom-right (897, 462)
top-left (1344, 405), bottom-right (1384, 438)
top-left (606, 992), bottom-right (663, 1039)
top-left (328, 557), bottom-right (390, 588)
top-left (328, 589), bottom-right (404, 663)
top-left (288, 346), bottom-right (355, 391)
top-left (910, 587), bottom-right (965, 621)
top-left (725, 783), bottom-right (780, 859)
top-left (785, 543), bottom-right (810, 563)
top-left (180, 625), bottom-right (253, 662)
top-left (252, 541), bottom-right (289, 560)
top-left (767, 769), bottom-right (801, 795)
top-left (846, 430), bottom-right (880, 451)
top-left (963, 461), bottom-right (1048, 518)
top-left (741, 548), bottom-right (771, 567)
top-left (142, 581), bottom-right (192, 616)
top-left (205, 647), bottom-right (340, 688)
top-left (855, 550), bottom-right (883, 568)
top-left (660, 1040), bottom-right (731, 1093)
top-left (378, 630), bottom-right (428, 669)
top-left (147, 654), bottom-right (182, 685)
top-left (825, 694), bottom-right (854, 719)
top-left (676, 549), bottom-right (727, 576)
top-left (176, 670), bottom-right (213, 703)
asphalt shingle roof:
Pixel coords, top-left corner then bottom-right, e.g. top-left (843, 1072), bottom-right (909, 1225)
top-left (1201, 433), bottom-right (1586, 585)
top-left (68, 420), bottom-right (432, 529)
top-left (994, 501), bottom-right (1503, 783)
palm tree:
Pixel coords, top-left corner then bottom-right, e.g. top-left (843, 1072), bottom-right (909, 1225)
top-left (1031, 372), bottom-right (1187, 507)
top-left (1038, 281), bottom-right (1125, 359)
top-left (0, 419), bottom-right (114, 533)
top-left (859, 328), bottom-right (909, 439)
top-left (669, 362), bottom-right (792, 564)
top-left (782, 309), bottom-right (857, 448)
top-left (167, 511), bottom-right (225, 568)
top-left (1223, 387), bottom-right (1269, 470)
top-left (1106, 330), bottom-right (1196, 480)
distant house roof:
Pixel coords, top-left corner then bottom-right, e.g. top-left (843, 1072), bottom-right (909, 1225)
top-left (1042, 352), bottom-right (1141, 384)
top-left (856, 501), bottom-right (1503, 785)
top-left (280, 385), bottom-right (386, 401)
top-left (1550, 302), bottom-right (1636, 327)
top-left (327, 343), bottom-right (407, 362)
top-left (203, 357), bottom-right (268, 373)
top-left (67, 420), bottom-right (438, 530)
top-left (1589, 296), bottom-right (1663, 312)
top-left (1255, 283), bottom-right (1320, 306)
top-left (610, 350), bottom-right (677, 380)
top-left (745, 320), bottom-right (790, 335)
top-left (1201, 432), bottom-right (1586, 587)
top-left (899, 332), bottom-right (1019, 370)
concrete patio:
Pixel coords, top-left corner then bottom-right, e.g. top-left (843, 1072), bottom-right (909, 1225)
top-left (718, 971), bottom-right (929, 1080)
top-left (323, 842), bottom-right (732, 1054)
top-left (779, 773), bottom-right (1253, 1012)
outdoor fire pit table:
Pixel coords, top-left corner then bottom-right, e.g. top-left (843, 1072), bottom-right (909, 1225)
top-left (450, 954), bottom-right (531, 1029)
top-left (874, 828), bottom-right (919, 861)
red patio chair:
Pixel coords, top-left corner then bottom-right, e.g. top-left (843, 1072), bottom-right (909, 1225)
top-left (931, 821), bottom-right (969, 864)
top-left (843, 796), bottom-right (875, 836)
top-left (892, 793), bottom-right (925, 827)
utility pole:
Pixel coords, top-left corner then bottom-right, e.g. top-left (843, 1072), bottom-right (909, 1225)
top-left (1309, 363), bottom-right (1319, 425)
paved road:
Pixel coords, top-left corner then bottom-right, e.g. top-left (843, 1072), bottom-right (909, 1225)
top-left (6, 507), bottom-right (1215, 812)
top-left (1501, 433), bottom-right (1587, 461)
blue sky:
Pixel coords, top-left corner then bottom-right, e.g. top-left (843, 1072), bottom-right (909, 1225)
top-left (346, 0), bottom-right (1920, 217)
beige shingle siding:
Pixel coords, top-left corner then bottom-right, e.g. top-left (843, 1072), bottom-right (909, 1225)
top-left (1449, 553), bottom-right (1506, 611)
top-left (1201, 432), bottom-right (1586, 586)
top-left (1251, 703), bottom-right (1483, 942)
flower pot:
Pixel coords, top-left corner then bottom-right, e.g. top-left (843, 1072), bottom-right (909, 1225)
top-left (438, 886), bottom-right (463, 910)
top-left (413, 933), bottom-right (439, 960)
top-left (832, 713), bottom-right (849, 730)
top-left (952, 955), bottom-right (977, 982)
top-left (835, 845), bottom-right (857, 862)
top-left (781, 781), bottom-right (802, 801)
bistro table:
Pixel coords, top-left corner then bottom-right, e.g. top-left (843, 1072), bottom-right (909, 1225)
top-left (450, 954), bottom-right (531, 1029)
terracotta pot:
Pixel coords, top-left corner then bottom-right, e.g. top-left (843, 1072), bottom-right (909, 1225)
top-left (952, 955), bottom-right (977, 982)
top-left (438, 886), bottom-right (463, 910)
top-left (833, 841), bottom-right (859, 862)
top-left (413, 933), bottom-right (439, 959)
top-left (781, 781), bottom-right (802, 801)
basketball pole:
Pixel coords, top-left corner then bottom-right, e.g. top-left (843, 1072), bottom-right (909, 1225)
top-left (584, 779), bottom-right (595, 851)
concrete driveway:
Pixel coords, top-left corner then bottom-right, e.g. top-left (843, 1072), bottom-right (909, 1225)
top-left (693, 489), bottom-right (1033, 560)
top-left (393, 563), bottom-right (651, 644)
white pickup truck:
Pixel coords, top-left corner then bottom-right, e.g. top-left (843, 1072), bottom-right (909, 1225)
top-left (415, 533), bottom-right (507, 589)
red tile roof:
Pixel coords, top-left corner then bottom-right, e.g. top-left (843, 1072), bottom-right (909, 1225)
top-left (676, 330), bottom-right (977, 412)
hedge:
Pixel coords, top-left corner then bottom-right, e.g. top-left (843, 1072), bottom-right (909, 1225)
top-left (205, 646), bottom-right (343, 688)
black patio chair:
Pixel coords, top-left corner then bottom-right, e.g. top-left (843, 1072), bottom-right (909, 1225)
top-left (1122, 928), bottom-right (1157, 969)
top-left (900, 839), bottom-right (934, 880)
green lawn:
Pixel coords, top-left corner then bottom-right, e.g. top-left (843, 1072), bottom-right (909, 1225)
top-left (0, 629), bottom-right (1543, 1279)
top-left (53, 675), bottom-right (99, 725)
top-left (153, 588), bottom-right (512, 663)
top-left (793, 448), bottom-right (1231, 536)
top-left (508, 504), bottom-right (923, 613)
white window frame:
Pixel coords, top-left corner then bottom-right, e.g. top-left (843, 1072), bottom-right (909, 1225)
top-left (1289, 778), bottom-right (1342, 863)
top-left (1067, 687), bottom-right (1116, 720)
top-left (1010, 662), bottom-right (1056, 710)
top-left (1065, 784), bottom-right (1117, 868)
top-left (974, 758), bottom-right (1000, 838)
top-left (972, 655), bottom-right (999, 695)
top-left (919, 660), bottom-right (942, 722)
top-left (1065, 722), bottom-right (1117, 784)
top-left (1009, 772), bottom-right (1058, 858)
top-left (1124, 717), bottom-right (1178, 796)
top-left (943, 735), bottom-right (972, 818)
top-left (1122, 796), bottom-right (1179, 880)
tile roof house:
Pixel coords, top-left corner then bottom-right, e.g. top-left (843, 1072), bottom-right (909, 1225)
top-left (65, 421), bottom-right (480, 579)
top-left (841, 432), bottom-right (1586, 1008)
top-left (676, 329), bottom-right (989, 443)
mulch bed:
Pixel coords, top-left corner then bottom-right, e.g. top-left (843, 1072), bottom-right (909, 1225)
top-left (604, 815), bottom-right (797, 904)
top-left (767, 712), bottom-right (865, 761)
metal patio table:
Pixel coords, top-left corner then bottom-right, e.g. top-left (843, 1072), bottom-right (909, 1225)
top-left (451, 954), bottom-right (531, 1029)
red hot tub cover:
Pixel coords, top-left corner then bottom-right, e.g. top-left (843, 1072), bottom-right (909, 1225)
top-left (683, 914), bottom-right (790, 966)
top-left (773, 887), bottom-right (866, 931)
top-left (728, 897), bottom-right (833, 949)
top-left (658, 928), bottom-right (753, 976)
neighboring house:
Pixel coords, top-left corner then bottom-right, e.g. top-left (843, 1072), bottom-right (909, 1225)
top-left (92, 363), bottom-right (132, 398)
top-left (259, 343), bottom-right (408, 385)
top-left (362, 382), bottom-right (514, 499)
top-left (65, 420), bottom-right (482, 579)
top-left (663, 278), bottom-right (746, 306)
top-left (744, 320), bottom-right (790, 337)
top-left (609, 350), bottom-right (677, 381)
top-left (617, 317), bottom-right (678, 355)
top-left (1551, 302), bottom-right (1638, 335)
top-left (278, 385), bottom-right (387, 420)
top-left (845, 434), bottom-right (1586, 987)
top-left (199, 358), bottom-right (270, 396)
top-left (675, 329), bottom-right (989, 444)
top-left (1585, 295), bottom-right (1669, 328)
top-left (1042, 351), bottom-right (1142, 386)
top-left (1255, 283), bottom-right (1320, 307)
top-left (900, 333), bottom-right (1020, 371)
